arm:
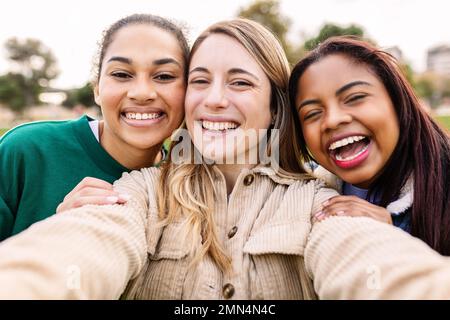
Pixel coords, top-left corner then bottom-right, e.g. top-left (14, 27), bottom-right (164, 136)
top-left (305, 216), bottom-right (450, 299)
top-left (0, 134), bottom-right (21, 240)
top-left (0, 169), bottom-right (155, 299)
top-left (0, 196), bottom-right (14, 241)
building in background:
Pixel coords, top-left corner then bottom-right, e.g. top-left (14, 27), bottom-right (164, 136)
top-left (427, 45), bottom-right (450, 78)
top-left (385, 46), bottom-right (403, 62)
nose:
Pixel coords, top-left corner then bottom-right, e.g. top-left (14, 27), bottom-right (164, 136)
top-left (321, 104), bottom-right (352, 132)
top-left (204, 81), bottom-right (229, 110)
top-left (127, 75), bottom-right (157, 103)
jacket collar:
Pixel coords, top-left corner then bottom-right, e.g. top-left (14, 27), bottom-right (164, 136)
top-left (251, 165), bottom-right (313, 185)
top-left (308, 164), bottom-right (414, 215)
top-left (211, 164), bottom-right (314, 186)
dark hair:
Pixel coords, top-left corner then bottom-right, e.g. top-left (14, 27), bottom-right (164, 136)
top-left (93, 14), bottom-right (190, 83)
top-left (289, 36), bottom-right (450, 255)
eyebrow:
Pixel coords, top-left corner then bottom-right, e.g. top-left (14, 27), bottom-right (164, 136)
top-left (297, 80), bottom-right (372, 110)
top-left (228, 68), bottom-right (259, 81)
top-left (335, 80), bottom-right (372, 96)
top-left (153, 58), bottom-right (182, 67)
top-left (189, 66), bottom-right (208, 75)
top-left (189, 67), bottom-right (260, 81)
top-left (107, 56), bottom-right (181, 67)
top-left (107, 56), bottom-right (131, 64)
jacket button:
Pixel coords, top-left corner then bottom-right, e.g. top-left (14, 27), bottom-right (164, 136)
top-left (228, 226), bottom-right (238, 239)
top-left (222, 283), bottom-right (235, 299)
top-left (243, 174), bottom-right (255, 186)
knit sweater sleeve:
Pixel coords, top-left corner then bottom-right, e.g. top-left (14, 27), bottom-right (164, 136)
top-left (0, 168), bottom-right (158, 299)
top-left (305, 216), bottom-right (450, 299)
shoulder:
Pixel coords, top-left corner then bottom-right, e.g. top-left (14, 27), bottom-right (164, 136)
top-left (116, 167), bottom-right (161, 185)
top-left (1, 118), bottom-right (79, 148)
top-left (254, 165), bottom-right (315, 186)
top-left (114, 167), bottom-right (161, 197)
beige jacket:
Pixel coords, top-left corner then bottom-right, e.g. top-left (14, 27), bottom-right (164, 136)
top-left (0, 166), bottom-right (449, 299)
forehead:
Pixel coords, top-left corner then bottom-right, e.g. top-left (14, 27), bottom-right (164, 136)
top-left (298, 54), bottom-right (380, 94)
top-left (104, 24), bottom-right (183, 62)
top-left (190, 34), bottom-right (263, 73)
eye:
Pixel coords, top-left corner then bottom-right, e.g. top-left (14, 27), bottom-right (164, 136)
top-left (303, 110), bottom-right (322, 121)
top-left (111, 71), bottom-right (132, 79)
top-left (345, 94), bottom-right (367, 104)
top-left (230, 80), bottom-right (252, 88)
top-left (154, 73), bottom-right (176, 82)
top-left (189, 78), bottom-right (209, 85)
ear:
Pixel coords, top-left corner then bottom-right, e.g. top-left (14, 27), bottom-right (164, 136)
top-left (93, 83), bottom-right (101, 106)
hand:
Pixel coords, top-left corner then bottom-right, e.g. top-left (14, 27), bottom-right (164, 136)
top-left (56, 177), bottom-right (130, 213)
top-left (314, 195), bottom-right (393, 225)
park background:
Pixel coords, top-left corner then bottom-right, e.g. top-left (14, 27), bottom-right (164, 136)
top-left (1, 0), bottom-right (449, 137)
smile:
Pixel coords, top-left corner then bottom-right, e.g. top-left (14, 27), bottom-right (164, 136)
top-left (202, 120), bottom-right (239, 131)
top-left (198, 119), bottom-right (241, 137)
top-left (328, 135), bottom-right (372, 169)
top-left (121, 111), bottom-right (166, 127)
top-left (124, 112), bottom-right (163, 120)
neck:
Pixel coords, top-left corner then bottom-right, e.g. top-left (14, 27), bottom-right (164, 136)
top-left (216, 163), bottom-right (255, 194)
top-left (99, 121), bottom-right (161, 170)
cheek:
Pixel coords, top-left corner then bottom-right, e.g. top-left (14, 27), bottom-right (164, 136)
top-left (236, 93), bottom-right (271, 128)
top-left (184, 90), bottom-right (203, 128)
top-left (371, 104), bottom-right (400, 154)
top-left (302, 125), bottom-right (321, 154)
top-left (380, 117), bottom-right (400, 157)
top-left (98, 81), bottom-right (123, 112)
top-left (165, 82), bottom-right (186, 110)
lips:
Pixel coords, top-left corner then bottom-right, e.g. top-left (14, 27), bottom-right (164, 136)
top-left (120, 110), bottom-right (166, 127)
top-left (327, 134), bottom-right (372, 169)
top-left (123, 111), bottom-right (163, 120)
top-left (195, 116), bottom-right (241, 137)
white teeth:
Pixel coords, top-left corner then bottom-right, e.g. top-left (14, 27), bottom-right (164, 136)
top-left (329, 135), bottom-right (365, 151)
top-left (124, 112), bottom-right (161, 120)
top-left (202, 120), bottom-right (238, 131)
top-left (335, 144), bottom-right (369, 161)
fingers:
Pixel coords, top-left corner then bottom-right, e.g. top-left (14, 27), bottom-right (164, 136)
top-left (57, 193), bottom-right (131, 213)
top-left (321, 195), bottom-right (365, 207)
top-left (322, 202), bottom-right (365, 216)
top-left (64, 177), bottom-right (114, 199)
top-left (57, 178), bottom-right (131, 213)
top-left (314, 196), bottom-right (392, 224)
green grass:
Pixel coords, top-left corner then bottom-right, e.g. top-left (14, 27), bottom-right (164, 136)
top-left (436, 116), bottom-right (450, 131)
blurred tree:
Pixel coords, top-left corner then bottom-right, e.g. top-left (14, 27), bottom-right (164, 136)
top-left (399, 63), bottom-right (416, 89)
top-left (442, 79), bottom-right (450, 99)
top-left (4, 37), bottom-right (59, 106)
top-left (63, 82), bottom-right (95, 108)
top-left (416, 77), bottom-right (434, 99)
top-left (414, 76), bottom-right (434, 102)
top-left (0, 73), bottom-right (27, 112)
top-left (237, 0), bottom-right (301, 65)
top-left (303, 23), bottom-right (366, 51)
top-left (413, 72), bottom-right (448, 108)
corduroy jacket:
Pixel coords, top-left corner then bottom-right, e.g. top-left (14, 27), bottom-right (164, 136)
top-left (0, 166), bottom-right (449, 299)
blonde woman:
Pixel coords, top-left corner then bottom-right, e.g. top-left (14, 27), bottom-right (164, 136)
top-left (0, 19), bottom-right (449, 300)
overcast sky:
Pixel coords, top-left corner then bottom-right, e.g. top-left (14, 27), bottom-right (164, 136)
top-left (0, 0), bottom-right (449, 89)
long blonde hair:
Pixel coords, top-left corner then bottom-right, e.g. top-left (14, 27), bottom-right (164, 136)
top-left (157, 18), bottom-right (305, 272)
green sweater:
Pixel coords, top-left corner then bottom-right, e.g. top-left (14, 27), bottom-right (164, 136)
top-left (0, 115), bottom-right (131, 240)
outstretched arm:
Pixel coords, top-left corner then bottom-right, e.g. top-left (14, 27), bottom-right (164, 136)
top-left (305, 216), bottom-right (450, 299)
top-left (0, 169), bottom-right (155, 299)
